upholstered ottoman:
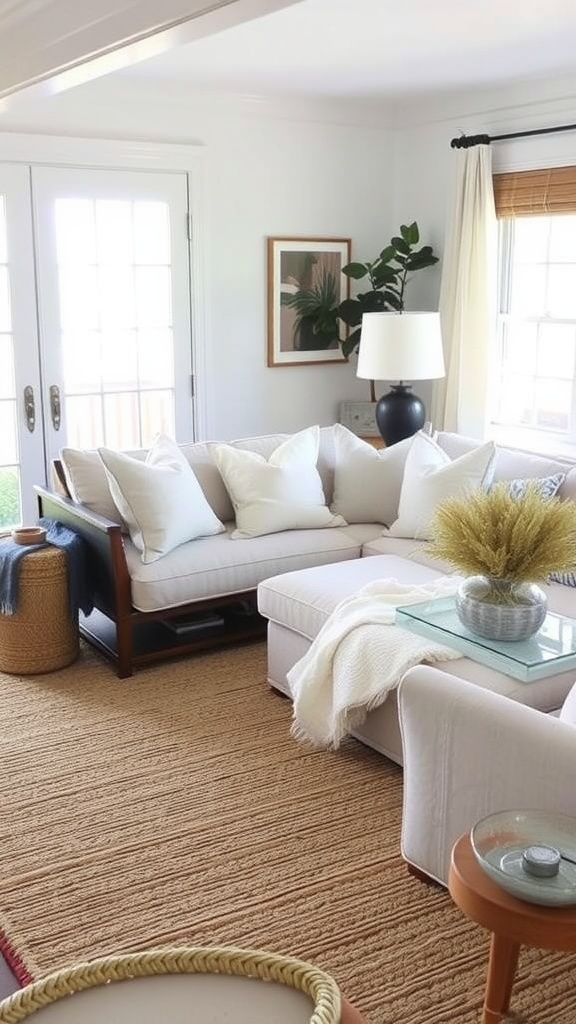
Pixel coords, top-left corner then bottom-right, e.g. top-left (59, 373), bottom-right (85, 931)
top-left (257, 554), bottom-right (576, 765)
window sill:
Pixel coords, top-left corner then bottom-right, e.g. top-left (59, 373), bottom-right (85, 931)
top-left (489, 424), bottom-right (576, 462)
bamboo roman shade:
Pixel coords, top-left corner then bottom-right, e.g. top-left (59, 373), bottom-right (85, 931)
top-left (493, 166), bottom-right (576, 218)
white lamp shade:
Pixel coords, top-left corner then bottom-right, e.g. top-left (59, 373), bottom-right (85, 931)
top-left (356, 311), bottom-right (445, 382)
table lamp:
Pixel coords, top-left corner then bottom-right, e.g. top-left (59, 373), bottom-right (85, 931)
top-left (356, 311), bottom-right (445, 446)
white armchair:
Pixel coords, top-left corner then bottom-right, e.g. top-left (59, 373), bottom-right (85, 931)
top-left (397, 666), bottom-right (576, 886)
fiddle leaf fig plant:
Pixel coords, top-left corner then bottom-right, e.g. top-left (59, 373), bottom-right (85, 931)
top-left (277, 222), bottom-right (439, 367)
top-left (337, 221), bottom-right (439, 358)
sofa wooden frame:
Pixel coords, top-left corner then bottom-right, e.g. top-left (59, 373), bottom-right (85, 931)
top-left (35, 465), bottom-right (265, 679)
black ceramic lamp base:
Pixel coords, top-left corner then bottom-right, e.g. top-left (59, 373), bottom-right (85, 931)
top-left (375, 384), bottom-right (425, 447)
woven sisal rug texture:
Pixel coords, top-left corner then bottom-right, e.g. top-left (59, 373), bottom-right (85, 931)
top-left (0, 642), bottom-right (575, 1022)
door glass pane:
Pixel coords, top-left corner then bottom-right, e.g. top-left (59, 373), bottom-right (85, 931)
top-left (58, 265), bottom-right (99, 329)
top-left (65, 395), bottom-right (104, 449)
top-left (133, 202), bottom-right (170, 264)
top-left (0, 196), bottom-right (6, 264)
top-left (138, 328), bottom-right (174, 388)
top-left (103, 392), bottom-right (140, 449)
top-left (0, 467), bottom-right (19, 529)
top-left (101, 329), bottom-right (138, 391)
top-left (140, 390), bottom-right (174, 445)
top-left (99, 265), bottom-right (136, 329)
top-left (0, 334), bottom-right (15, 398)
top-left (0, 265), bottom-right (11, 332)
top-left (96, 200), bottom-right (133, 264)
top-left (54, 197), bottom-right (177, 451)
top-left (54, 198), bottom-right (96, 263)
top-left (0, 195), bottom-right (21, 528)
top-left (61, 330), bottom-right (102, 394)
top-left (0, 399), bottom-right (18, 462)
top-left (135, 266), bottom-right (172, 327)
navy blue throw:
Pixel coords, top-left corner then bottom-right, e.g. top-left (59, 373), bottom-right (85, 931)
top-left (0, 520), bottom-right (95, 618)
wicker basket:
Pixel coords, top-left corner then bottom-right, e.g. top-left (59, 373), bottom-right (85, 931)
top-left (0, 946), bottom-right (345, 1024)
top-left (0, 543), bottom-right (79, 675)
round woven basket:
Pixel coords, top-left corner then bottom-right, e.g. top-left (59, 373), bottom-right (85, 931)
top-left (0, 543), bottom-right (79, 675)
top-left (0, 946), bottom-right (343, 1024)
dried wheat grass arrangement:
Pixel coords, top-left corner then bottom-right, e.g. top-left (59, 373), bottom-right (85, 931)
top-left (426, 482), bottom-right (576, 582)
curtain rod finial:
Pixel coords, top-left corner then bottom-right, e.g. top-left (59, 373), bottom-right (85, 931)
top-left (450, 133), bottom-right (491, 149)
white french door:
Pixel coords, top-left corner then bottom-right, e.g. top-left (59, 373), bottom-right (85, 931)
top-left (0, 162), bottom-right (194, 528)
top-left (0, 166), bottom-right (45, 530)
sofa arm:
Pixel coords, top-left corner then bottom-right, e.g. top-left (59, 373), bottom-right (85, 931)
top-left (34, 485), bottom-right (131, 619)
top-left (397, 665), bottom-right (576, 886)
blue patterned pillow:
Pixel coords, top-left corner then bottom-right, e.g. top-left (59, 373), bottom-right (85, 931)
top-left (494, 474), bottom-right (573, 585)
top-left (550, 570), bottom-right (576, 587)
top-left (494, 472), bottom-right (566, 500)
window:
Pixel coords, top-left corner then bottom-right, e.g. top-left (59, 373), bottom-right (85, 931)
top-left (490, 166), bottom-right (576, 454)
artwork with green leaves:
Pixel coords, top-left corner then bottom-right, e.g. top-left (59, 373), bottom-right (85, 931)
top-left (267, 237), bottom-right (351, 366)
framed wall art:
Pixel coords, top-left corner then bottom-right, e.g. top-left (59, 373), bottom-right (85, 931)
top-left (267, 236), bottom-right (351, 366)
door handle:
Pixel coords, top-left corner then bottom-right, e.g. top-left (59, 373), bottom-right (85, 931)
top-left (23, 385), bottom-right (35, 433)
top-left (49, 384), bottom-right (61, 431)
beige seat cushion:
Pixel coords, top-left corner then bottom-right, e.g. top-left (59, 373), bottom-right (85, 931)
top-left (127, 524), bottom-right (366, 613)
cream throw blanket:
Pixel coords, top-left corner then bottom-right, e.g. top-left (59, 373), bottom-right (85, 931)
top-left (288, 577), bottom-right (462, 749)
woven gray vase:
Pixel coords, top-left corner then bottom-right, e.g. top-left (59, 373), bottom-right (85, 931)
top-left (455, 576), bottom-right (547, 642)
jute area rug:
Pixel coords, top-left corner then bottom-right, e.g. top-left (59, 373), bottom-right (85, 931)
top-left (0, 642), bottom-right (575, 1023)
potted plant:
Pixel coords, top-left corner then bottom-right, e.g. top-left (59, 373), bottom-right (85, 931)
top-left (337, 221), bottom-right (439, 358)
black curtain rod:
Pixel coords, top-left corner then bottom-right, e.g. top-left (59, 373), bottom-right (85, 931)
top-left (450, 123), bottom-right (576, 149)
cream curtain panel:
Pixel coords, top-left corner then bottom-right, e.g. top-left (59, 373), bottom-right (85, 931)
top-left (431, 145), bottom-right (498, 435)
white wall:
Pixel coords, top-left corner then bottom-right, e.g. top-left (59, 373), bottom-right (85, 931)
top-left (0, 83), bottom-right (399, 440)
top-left (5, 71), bottom-right (576, 441)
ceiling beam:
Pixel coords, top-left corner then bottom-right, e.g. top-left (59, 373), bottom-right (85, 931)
top-left (0, 0), bottom-right (302, 103)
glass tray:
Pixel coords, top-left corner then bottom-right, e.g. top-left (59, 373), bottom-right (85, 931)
top-left (396, 596), bottom-right (576, 682)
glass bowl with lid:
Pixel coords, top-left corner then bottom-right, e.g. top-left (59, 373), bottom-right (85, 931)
top-left (470, 809), bottom-right (576, 906)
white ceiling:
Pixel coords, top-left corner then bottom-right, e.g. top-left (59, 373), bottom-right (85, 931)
top-left (114, 0), bottom-right (576, 103)
top-left (0, 0), bottom-right (301, 101)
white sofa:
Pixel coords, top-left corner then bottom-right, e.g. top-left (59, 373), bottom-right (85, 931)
top-left (35, 423), bottom-right (576, 681)
top-left (257, 430), bottom-right (576, 764)
top-left (34, 425), bottom-right (390, 677)
top-left (397, 665), bottom-right (576, 886)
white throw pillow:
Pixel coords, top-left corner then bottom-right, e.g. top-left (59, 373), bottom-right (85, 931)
top-left (388, 432), bottom-right (496, 541)
top-left (60, 447), bottom-right (125, 523)
top-left (330, 424), bottom-right (419, 525)
top-left (559, 682), bottom-right (576, 725)
top-left (98, 434), bottom-right (224, 563)
top-left (212, 425), bottom-right (346, 539)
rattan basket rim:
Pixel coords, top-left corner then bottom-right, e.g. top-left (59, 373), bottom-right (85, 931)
top-left (0, 945), bottom-right (341, 1024)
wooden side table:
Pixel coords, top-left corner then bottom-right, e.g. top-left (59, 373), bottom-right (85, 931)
top-left (448, 832), bottom-right (576, 1024)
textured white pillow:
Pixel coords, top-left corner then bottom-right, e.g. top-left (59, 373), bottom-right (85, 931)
top-left (330, 424), bottom-right (419, 525)
top-left (98, 434), bottom-right (224, 563)
top-left (60, 447), bottom-right (125, 523)
top-left (212, 425), bottom-right (346, 538)
top-left (559, 682), bottom-right (576, 725)
top-left (388, 432), bottom-right (496, 541)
